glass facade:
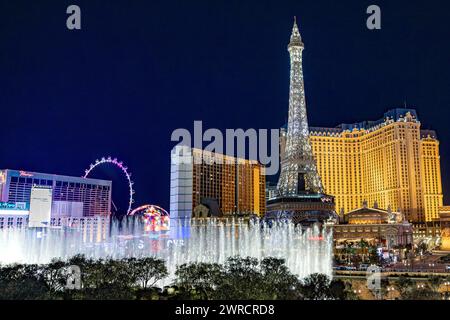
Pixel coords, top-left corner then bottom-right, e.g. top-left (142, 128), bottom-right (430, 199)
top-left (0, 169), bottom-right (112, 228)
top-left (170, 146), bottom-right (266, 218)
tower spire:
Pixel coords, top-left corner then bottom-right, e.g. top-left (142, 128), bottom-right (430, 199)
top-left (289, 16), bottom-right (303, 48)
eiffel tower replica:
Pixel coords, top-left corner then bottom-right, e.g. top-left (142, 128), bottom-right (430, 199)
top-left (267, 18), bottom-right (336, 225)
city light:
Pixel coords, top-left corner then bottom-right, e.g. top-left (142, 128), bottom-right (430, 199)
top-left (0, 4), bottom-right (449, 305)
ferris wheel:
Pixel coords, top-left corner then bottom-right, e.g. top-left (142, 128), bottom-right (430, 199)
top-left (83, 156), bottom-right (135, 215)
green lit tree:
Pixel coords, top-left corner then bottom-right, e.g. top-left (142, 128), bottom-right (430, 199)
top-left (127, 257), bottom-right (168, 289)
top-left (300, 273), bottom-right (331, 300)
top-left (259, 257), bottom-right (302, 300)
top-left (174, 262), bottom-right (223, 299)
top-left (0, 264), bottom-right (48, 299)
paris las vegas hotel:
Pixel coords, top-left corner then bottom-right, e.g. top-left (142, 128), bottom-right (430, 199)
top-left (280, 108), bottom-right (443, 224)
top-left (169, 20), bottom-right (444, 227)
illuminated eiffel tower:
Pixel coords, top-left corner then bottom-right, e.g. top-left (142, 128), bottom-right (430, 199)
top-left (267, 18), bottom-right (335, 224)
top-left (277, 17), bottom-right (323, 195)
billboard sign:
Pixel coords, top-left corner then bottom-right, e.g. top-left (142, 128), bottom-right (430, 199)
top-left (28, 186), bottom-right (53, 228)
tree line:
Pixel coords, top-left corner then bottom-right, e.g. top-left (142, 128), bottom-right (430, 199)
top-left (0, 255), bottom-right (354, 300)
top-left (1, 255), bottom-right (448, 300)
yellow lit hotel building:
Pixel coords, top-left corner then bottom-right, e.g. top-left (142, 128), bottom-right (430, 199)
top-left (281, 108), bottom-right (443, 223)
top-left (170, 146), bottom-right (266, 218)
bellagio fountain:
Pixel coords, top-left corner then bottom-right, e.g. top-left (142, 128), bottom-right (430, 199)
top-left (0, 216), bottom-right (333, 281)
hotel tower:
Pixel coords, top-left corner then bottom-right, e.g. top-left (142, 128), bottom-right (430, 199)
top-left (281, 109), bottom-right (443, 223)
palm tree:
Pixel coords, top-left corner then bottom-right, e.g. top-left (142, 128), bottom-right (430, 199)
top-left (394, 275), bottom-right (413, 297)
top-left (346, 242), bottom-right (356, 264)
top-left (359, 239), bottom-right (369, 262)
top-left (427, 275), bottom-right (443, 294)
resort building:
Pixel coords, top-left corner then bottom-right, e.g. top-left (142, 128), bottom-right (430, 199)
top-left (281, 108), bottom-right (443, 222)
top-left (330, 201), bottom-right (413, 249)
top-left (438, 206), bottom-right (450, 251)
top-left (0, 169), bottom-right (111, 228)
top-left (170, 146), bottom-right (266, 218)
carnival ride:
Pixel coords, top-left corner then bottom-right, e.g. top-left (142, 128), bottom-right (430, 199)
top-left (129, 204), bottom-right (170, 232)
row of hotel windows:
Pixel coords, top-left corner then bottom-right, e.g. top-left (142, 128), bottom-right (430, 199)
top-left (0, 217), bottom-right (109, 229)
top-left (334, 227), bottom-right (394, 233)
top-left (9, 176), bottom-right (110, 190)
top-left (312, 135), bottom-right (423, 150)
top-left (0, 217), bottom-right (25, 228)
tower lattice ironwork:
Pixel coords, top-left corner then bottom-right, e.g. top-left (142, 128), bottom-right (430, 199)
top-left (277, 18), bottom-right (323, 196)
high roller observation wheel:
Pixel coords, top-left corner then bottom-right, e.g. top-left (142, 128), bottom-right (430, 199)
top-left (83, 156), bottom-right (135, 215)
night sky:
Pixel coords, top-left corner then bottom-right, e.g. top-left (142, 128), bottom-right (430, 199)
top-left (1, 0), bottom-right (450, 212)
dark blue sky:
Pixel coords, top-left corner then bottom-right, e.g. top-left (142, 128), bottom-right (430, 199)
top-left (1, 0), bottom-right (450, 211)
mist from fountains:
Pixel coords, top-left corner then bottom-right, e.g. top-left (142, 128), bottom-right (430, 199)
top-left (0, 217), bottom-right (333, 283)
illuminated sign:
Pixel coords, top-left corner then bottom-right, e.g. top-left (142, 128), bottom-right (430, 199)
top-left (0, 202), bottom-right (28, 210)
top-left (28, 186), bottom-right (52, 228)
top-left (0, 202), bottom-right (16, 210)
top-left (20, 170), bottom-right (33, 177)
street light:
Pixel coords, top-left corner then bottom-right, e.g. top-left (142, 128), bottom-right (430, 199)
top-left (386, 286), bottom-right (395, 299)
top-left (444, 281), bottom-right (450, 297)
